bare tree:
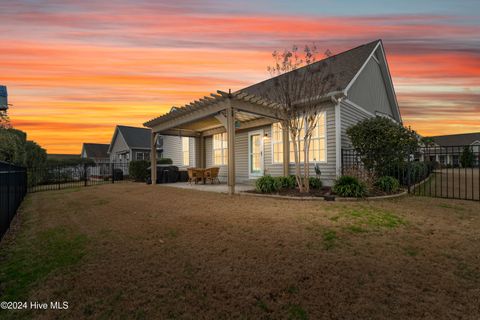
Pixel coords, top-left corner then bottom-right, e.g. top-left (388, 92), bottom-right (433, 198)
top-left (266, 45), bottom-right (335, 192)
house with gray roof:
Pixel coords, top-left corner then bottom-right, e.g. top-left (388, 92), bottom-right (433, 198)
top-left (424, 132), bottom-right (480, 167)
top-left (81, 143), bottom-right (109, 161)
top-left (144, 40), bottom-right (402, 190)
top-left (108, 125), bottom-right (194, 172)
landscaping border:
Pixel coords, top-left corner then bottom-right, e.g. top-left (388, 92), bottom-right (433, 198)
top-left (239, 189), bottom-right (408, 201)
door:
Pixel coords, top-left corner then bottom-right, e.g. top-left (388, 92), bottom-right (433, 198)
top-left (248, 130), bottom-right (264, 178)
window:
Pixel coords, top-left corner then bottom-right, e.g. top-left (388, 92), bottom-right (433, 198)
top-left (136, 151), bottom-right (150, 161)
top-left (213, 132), bottom-right (228, 165)
top-left (182, 137), bottom-right (190, 166)
top-left (288, 112), bottom-right (326, 163)
top-left (271, 122), bottom-right (283, 163)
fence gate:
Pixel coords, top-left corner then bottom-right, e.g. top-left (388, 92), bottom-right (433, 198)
top-left (342, 146), bottom-right (480, 201)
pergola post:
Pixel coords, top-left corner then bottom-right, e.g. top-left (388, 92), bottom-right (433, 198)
top-left (199, 134), bottom-right (205, 168)
top-left (226, 99), bottom-right (236, 195)
top-left (150, 131), bottom-right (157, 185)
top-left (282, 125), bottom-right (289, 176)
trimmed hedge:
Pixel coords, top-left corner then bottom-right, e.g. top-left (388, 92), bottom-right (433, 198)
top-left (309, 177), bottom-right (322, 189)
top-left (157, 158), bottom-right (173, 165)
top-left (255, 175), bottom-right (282, 193)
top-left (274, 175), bottom-right (296, 189)
top-left (129, 160), bottom-right (150, 182)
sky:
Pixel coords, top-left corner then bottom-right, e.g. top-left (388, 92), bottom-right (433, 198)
top-left (1, 0), bottom-right (479, 153)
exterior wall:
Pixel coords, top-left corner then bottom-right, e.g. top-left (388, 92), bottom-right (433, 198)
top-left (203, 104), bottom-right (337, 186)
top-left (109, 131), bottom-right (130, 162)
top-left (162, 136), bottom-right (195, 168)
top-left (348, 58), bottom-right (395, 119)
top-left (340, 100), bottom-right (373, 149)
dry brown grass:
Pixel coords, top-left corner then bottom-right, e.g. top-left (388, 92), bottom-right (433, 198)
top-left (1, 183), bottom-right (480, 319)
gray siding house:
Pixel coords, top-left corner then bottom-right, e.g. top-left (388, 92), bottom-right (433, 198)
top-left (426, 132), bottom-right (480, 166)
top-left (144, 40), bottom-right (402, 191)
top-left (107, 125), bottom-right (194, 170)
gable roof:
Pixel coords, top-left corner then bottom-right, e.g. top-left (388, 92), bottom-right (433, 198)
top-left (241, 40), bottom-right (381, 100)
top-left (431, 132), bottom-right (480, 147)
top-left (82, 143), bottom-right (109, 158)
top-left (144, 40), bottom-right (400, 129)
top-left (109, 125), bottom-right (152, 152)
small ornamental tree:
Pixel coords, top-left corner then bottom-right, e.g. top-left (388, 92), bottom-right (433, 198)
top-left (460, 146), bottom-right (474, 168)
top-left (346, 117), bottom-right (418, 175)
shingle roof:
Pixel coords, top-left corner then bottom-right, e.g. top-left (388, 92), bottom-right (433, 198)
top-left (431, 132), bottom-right (480, 147)
top-left (82, 143), bottom-right (109, 158)
top-left (117, 125), bottom-right (152, 149)
top-left (241, 40), bottom-right (381, 101)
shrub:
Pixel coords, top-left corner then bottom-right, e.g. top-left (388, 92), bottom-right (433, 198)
top-left (129, 160), bottom-right (150, 182)
top-left (157, 158), bottom-right (173, 165)
top-left (375, 176), bottom-right (400, 193)
top-left (309, 177), bottom-right (322, 189)
top-left (274, 175), bottom-right (296, 189)
top-left (333, 175), bottom-right (367, 198)
top-left (255, 175), bottom-right (282, 193)
top-left (346, 117), bottom-right (419, 175)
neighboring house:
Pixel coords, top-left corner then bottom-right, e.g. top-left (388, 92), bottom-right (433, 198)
top-left (144, 40), bottom-right (402, 190)
top-left (81, 143), bottom-right (110, 176)
top-left (108, 125), bottom-right (193, 171)
top-left (424, 132), bottom-right (480, 167)
top-left (81, 143), bottom-right (109, 162)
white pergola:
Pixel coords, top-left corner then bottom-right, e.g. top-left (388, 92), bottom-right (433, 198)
top-left (144, 90), bottom-right (289, 194)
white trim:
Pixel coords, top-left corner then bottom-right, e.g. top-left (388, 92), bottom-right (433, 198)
top-left (270, 122), bottom-right (283, 164)
top-left (344, 41), bottom-right (381, 93)
top-left (248, 129), bottom-right (264, 179)
top-left (470, 140), bottom-right (480, 146)
top-left (335, 102), bottom-right (342, 177)
top-left (377, 43), bottom-right (403, 123)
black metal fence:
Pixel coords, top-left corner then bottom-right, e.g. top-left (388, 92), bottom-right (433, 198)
top-left (27, 162), bottom-right (131, 192)
top-left (342, 146), bottom-right (480, 201)
top-left (0, 161), bottom-right (27, 240)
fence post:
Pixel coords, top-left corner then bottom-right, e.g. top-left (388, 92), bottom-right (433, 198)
top-left (84, 163), bottom-right (88, 187)
top-left (407, 154), bottom-right (411, 194)
top-left (111, 163), bottom-right (115, 184)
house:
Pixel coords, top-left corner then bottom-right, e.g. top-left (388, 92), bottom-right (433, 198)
top-left (81, 143), bottom-right (109, 162)
top-left (108, 125), bottom-right (194, 170)
top-left (144, 40), bottom-right (402, 193)
top-left (81, 143), bottom-right (110, 176)
top-left (424, 132), bottom-right (480, 167)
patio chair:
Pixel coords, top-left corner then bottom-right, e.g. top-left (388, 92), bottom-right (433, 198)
top-left (205, 167), bottom-right (220, 184)
top-left (187, 168), bottom-right (203, 184)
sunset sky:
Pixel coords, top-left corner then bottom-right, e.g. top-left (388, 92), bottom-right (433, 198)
top-left (1, 0), bottom-right (479, 153)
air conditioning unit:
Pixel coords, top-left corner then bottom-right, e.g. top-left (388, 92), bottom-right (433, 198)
top-left (0, 86), bottom-right (7, 111)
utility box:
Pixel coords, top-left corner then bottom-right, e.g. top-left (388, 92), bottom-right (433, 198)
top-left (0, 86), bottom-right (7, 111)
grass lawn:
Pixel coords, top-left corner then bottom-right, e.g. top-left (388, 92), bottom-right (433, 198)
top-left (0, 184), bottom-right (479, 319)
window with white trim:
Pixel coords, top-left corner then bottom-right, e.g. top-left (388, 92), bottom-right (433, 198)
top-left (182, 137), bottom-right (190, 166)
top-left (289, 112), bottom-right (326, 163)
top-left (136, 151), bottom-right (150, 160)
top-left (213, 132), bottom-right (228, 165)
top-left (271, 122), bottom-right (283, 163)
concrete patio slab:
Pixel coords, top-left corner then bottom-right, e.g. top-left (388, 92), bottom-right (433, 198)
top-left (160, 182), bottom-right (254, 194)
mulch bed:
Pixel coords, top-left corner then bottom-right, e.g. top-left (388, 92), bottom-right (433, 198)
top-left (247, 187), bottom-right (405, 198)
top-left (246, 187), bottom-right (332, 197)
